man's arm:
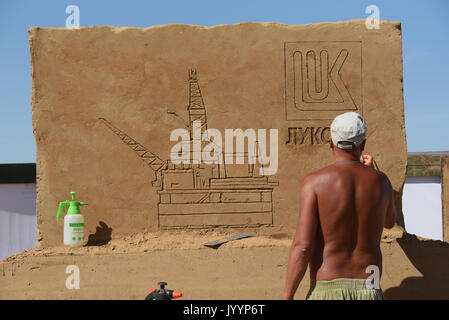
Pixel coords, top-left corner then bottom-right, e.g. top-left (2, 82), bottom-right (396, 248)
top-left (384, 180), bottom-right (396, 229)
top-left (283, 175), bottom-right (318, 300)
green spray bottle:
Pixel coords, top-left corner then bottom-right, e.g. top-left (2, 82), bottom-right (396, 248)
top-left (57, 192), bottom-right (87, 247)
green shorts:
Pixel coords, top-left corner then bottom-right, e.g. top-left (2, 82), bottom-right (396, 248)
top-left (306, 278), bottom-right (384, 300)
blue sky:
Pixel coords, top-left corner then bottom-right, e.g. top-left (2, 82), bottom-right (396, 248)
top-left (0, 0), bottom-right (448, 163)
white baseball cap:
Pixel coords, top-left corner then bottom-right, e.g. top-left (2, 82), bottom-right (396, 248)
top-left (330, 112), bottom-right (367, 150)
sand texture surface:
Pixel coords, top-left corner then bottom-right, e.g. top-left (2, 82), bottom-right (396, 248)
top-left (29, 20), bottom-right (406, 246)
top-left (1, 228), bottom-right (448, 300)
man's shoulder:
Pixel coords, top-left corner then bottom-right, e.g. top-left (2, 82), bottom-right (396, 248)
top-left (365, 166), bottom-right (391, 182)
top-left (303, 163), bottom-right (386, 184)
top-left (301, 165), bottom-right (335, 186)
top-left (308, 163), bottom-right (338, 177)
top-left (375, 169), bottom-right (393, 188)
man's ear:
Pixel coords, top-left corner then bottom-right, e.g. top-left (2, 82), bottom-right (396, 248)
top-left (360, 139), bottom-right (366, 151)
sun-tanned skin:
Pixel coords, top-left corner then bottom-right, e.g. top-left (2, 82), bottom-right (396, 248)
top-left (283, 140), bottom-right (397, 299)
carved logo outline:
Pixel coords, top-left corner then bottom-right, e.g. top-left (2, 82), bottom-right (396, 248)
top-left (285, 41), bottom-right (363, 121)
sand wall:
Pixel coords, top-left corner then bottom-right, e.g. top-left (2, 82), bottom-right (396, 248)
top-left (29, 20), bottom-right (406, 247)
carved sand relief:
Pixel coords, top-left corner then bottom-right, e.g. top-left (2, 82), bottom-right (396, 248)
top-left (285, 127), bottom-right (330, 145)
top-left (100, 70), bottom-right (279, 228)
top-left (30, 22), bottom-right (406, 245)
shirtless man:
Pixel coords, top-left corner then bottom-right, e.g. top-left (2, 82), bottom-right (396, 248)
top-left (283, 112), bottom-right (396, 300)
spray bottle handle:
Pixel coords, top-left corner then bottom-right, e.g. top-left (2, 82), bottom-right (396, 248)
top-left (57, 201), bottom-right (69, 221)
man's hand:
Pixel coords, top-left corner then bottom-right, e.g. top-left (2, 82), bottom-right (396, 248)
top-left (360, 154), bottom-right (374, 168)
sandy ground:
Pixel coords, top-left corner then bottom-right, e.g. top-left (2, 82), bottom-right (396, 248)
top-left (1, 227), bottom-right (448, 299)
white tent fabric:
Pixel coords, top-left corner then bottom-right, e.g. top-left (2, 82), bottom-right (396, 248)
top-left (0, 183), bottom-right (37, 260)
top-left (402, 176), bottom-right (443, 241)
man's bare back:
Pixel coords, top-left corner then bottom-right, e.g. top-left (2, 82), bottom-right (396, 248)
top-left (283, 112), bottom-right (396, 300)
top-left (306, 160), bottom-right (395, 281)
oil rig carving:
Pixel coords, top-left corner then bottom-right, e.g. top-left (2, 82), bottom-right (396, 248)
top-left (99, 69), bottom-right (278, 228)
